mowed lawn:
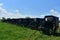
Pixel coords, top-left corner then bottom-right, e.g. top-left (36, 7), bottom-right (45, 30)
top-left (0, 22), bottom-right (60, 40)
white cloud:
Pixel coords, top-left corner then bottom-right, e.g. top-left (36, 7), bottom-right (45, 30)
top-left (0, 3), bottom-right (60, 20)
top-left (0, 3), bottom-right (46, 19)
top-left (0, 3), bottom-right (47, 19)
top-left (0, 3), bottom-right (45, 19)
top-left (0, 7), bottom-right (7, 14)
top-left (50, 9), bottom-right (58, 14)
top-left (50, 9), bottom-right (59, 15)
top-left (0, 3), bottom-right (29, 19)
top-left (0, 3), bottom-right (3, 7)
top-left (0, 8), bottom-right (27, 18)
top-left (0, 3), bottom-right (41, 19)
top-left (15, 10), bottom-right (19, 13)
top-left (49, 9), bottom-right (60, 20)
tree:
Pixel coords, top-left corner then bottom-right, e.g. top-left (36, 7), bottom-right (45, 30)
top-left (25, 17), bottom-right (31, 19)
top-left (2, 17), bottom-right (6, 22)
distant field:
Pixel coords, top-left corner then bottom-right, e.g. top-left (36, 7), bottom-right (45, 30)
top-left (0, 22), bottom-right (60, 40)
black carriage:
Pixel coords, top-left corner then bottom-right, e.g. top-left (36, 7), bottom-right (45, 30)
top-left (44, 15), bottom-right (59, 34)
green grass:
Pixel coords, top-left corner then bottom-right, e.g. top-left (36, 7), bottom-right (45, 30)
top-left (0, 22), bottom-right (60, 40)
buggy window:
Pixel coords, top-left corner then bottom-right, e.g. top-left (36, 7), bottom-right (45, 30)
top-left (45, 17), bottom-right (53, 22)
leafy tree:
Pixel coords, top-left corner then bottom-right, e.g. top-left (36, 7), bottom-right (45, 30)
top-left (1, 17), bottom-right (6, 22)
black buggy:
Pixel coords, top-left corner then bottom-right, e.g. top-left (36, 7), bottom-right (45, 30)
top-left (44, 15), bottom-right (59, 34)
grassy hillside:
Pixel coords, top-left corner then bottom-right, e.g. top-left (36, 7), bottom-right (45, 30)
top-left (0, 22), bottom-right (60, 40)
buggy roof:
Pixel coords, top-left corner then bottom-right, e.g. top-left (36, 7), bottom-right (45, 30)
top-left (45, 15), bottom-right (58, 18)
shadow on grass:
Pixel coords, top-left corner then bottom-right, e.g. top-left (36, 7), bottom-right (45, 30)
top-left (2, 22), bottom-right (60, 37)
top-left (53, 33), bottom-right (60, 36)
top-left (39, 29), bottom-right (60, 36)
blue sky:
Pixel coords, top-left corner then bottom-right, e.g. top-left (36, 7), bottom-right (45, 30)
top-left (0, 0), bottom-right (60, 18)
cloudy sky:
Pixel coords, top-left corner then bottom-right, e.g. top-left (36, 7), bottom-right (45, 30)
top-left (0, 0), bottom-right (60, 19)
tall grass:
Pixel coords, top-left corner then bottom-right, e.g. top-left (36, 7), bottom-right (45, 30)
top-left (0, 22), bottom-right (60, 40)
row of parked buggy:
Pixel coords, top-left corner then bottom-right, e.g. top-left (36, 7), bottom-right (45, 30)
top-left (2, 15), bottom-right (59, 34)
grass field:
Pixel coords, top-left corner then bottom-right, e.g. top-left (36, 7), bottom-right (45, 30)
top-left (0, 22), bottom-right (60, 40)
